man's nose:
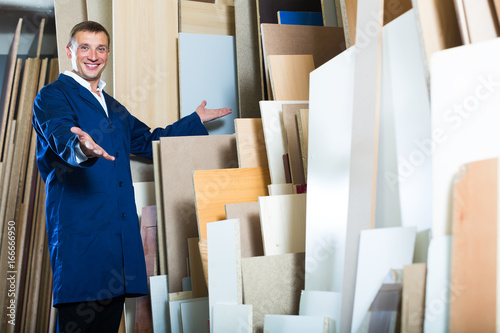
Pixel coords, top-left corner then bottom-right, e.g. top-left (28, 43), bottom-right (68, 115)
top-left (88, 48), bottom-right (98, 60)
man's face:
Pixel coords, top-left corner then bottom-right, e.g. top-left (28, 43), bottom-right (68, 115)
top-left (66, 30), bottom-right (109, 84)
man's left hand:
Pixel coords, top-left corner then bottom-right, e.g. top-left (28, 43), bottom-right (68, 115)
top-left (195, 100), bottom-right (232, 123)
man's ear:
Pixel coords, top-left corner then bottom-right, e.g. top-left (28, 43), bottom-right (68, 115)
top-left (66, 45), bottom-right (73, 60)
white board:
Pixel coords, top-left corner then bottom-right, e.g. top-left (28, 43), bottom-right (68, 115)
top-left (170, 297), bottom-right (208, 333)
top-left (178, 32), bottom-right (239, 135)
top-left (299, 290), bottom-right (341, 333)
top-left (263, 315), bottom-right (328, 332)
top-left (213, 304), bottom-right (252, 333)
top-left (149, 275), bottom-right (170, 333)
top-left (133, 181), bottom-right (155, 221)
top-left (268, 184), bottom-right (294, 195)
top-left (180, 298), bottom-right (209, 333)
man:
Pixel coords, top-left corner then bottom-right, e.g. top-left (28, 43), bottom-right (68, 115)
top-left (32, 21), bottom-right (230, 332)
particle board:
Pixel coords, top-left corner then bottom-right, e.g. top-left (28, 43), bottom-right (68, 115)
top-left (225, 202), bottom-right (264, 258)
top-left (241, 252), bottom-right (305, 333)
top-left (152, 141), bottom-right (166, 275)
top-left (170, 297), bottom-right (208, 333)
top-left (351, 227), bottom-right (416, 333)
top-left (304, 46), bottom-right (355, 293)
top-left (423, 236), bottom-right (452, 333)
top-left (149, 275), bottom-right (170, 333)
top-left (278, 11), bottom-right (324, 26)
top-left (431, 37), bottom-right (500, 237)
top-left (259, 101), bottom-right (307, 185)
top-left (268, 55), bottom-right (315, 101)
top-left (462, 0), bottom-right (499, 44)
top-left (339, 0), bottom-right (357, 47)
top-left (179, 1), bottom-right (235, 36)
top-left (260, 24), bottom-right (345, 99)
top-left (299, 291), bottom-right (341, 333)
top-left (54, 0), bottom-right (87, 73)
top-left (296, 109), bottom-right (309, 180)
top-left (267, 184), bottom-right (293, 195)
top-left (178, 32), bottom-right (238, 135)
top-left (188, 237), bottom-right (208, 298)
top-left (235, 0), bottom-right (263, 117)
top-left (114, 0), bottom-right (179, 128)
top-left (180, 298), bottom-right (209, 333)
top-left (193, 167), bottom-right (271, 241)
top-left (282, 103), bottom-right (308, 185)
top-left (234, 118), bottom-right (268, 168)
top-left (213, 303), bottom-right (252, 332)
top-left (258, 193), bottom-right (306, 256)
top-left (263, 315), bottom-right (329, 332)
top-left (160, 135), bottom-right (237, 293)
top-left (207, 219), bottom-right (242, 332)
top-left (86, 0), bottom-right (114, 96)
top-left (401, 263), bottom-right (426, 333)
top-left (449, 159), bottom-right (497, 332)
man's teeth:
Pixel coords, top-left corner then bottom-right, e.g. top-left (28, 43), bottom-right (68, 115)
top-left (86, 64), bottom-right (98, 68)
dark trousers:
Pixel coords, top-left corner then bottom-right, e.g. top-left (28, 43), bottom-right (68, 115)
top-left (56, 295), bottom-right (124, 333)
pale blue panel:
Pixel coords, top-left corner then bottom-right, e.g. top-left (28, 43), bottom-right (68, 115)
top-left (179, 33), bottom-right (239, 135)
top-left (278, 11), bottom-right (323, 26)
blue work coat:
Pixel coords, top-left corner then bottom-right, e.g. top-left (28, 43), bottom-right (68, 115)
top-left (32, 74), bottom-right (208, 305)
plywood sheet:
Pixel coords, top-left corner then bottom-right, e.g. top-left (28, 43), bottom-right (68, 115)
top-left (260, 24), bottom-right (345, 99)
top-left (178, 32), bottom-right (238, 135)
top-left (207, 219), bottom-right (242, 332)
top-left (234, 118), bottom-right (268, 168)
top-left (87, 0), bottom-right (114, 96)
top-left (55, 0), bottom-right (87, 73)
top-left (213, 304), bottom-right (252, 332)
top-left (188, 237), bottom-right (208, 298)
top-left (114, 0), bottom-right (179, 128)
top-left (149, 275), bottom-right (170, 333)
top-left (462, 0), bottom-right (499, 43)
top-left (282, 104), bottom-right (308, 185)
top-left (449, 159), bottom-right (497, 332)
top-left (193, 167), bottom-right (271, 241)
top-left (180, 298), bottom-right (209, 333)
top-left (304, 47), bottom-right (355, 293)
top-left (259, 101), bottom-right (307, 185)
top-left (241, 252), bottom-right (305, 332)
top-left (160, 135), bottom-right (237, 293)
top-left (278, 11), bottom-right (324, 26)
top-left (296, 109), bottom-right (309, 180)
top-left (351, 227), bottom-right (416, 333)
top-left (258, 193), bottom-right (306, 256)
top-left (235, 0), bottom-right (263, 117)
top-left (179, 1), bottom-right (235, 35)
top-left (401, 263), bottom-right (426, 333)
top-left (263, 315), bottom-right (328, 332)
top-left (268, 54), bottom-right (315, 101)
top-left (299, 290), bottom-right (341, 333)
top-left (225, 202), bottom-right (264, 258)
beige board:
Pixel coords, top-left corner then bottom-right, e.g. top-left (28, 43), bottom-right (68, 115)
top-left (54, 0), bottom-right (87, 73)
top-left (241, 252), bottom-right (305, 333)
top-left (462, 0), bottom-right (499, 44)
top-left (449, 159), bottom-right (497, 332)
top-left (130, 155), bottom-right (154, 183)
top-left (35, 19), bottom-right (45, 59)
top-left (260, 24), bottom-right (345, 99)
top-left (188, 237), bottom-right (208, 298)
top-left (282, 104), bottom-right (308, 185)
top-left (401, 263), bottom-right (426, 333)
top-left (268, 55), bottom-right (314, 101)
top-left (225, 201), bottom-right (264, 258)
top-left (86, 0), bottom-right (114, 96)
top-left (160, 135), bottom-right (237, 293)
top-left (114, 0), bottom-right (179, 129)
top-left (296, 109), bottom-right (309, 181)
top-left (234, 118), bottom-right (268, 168)
top-left (179, 1), bottom-right (235, 36)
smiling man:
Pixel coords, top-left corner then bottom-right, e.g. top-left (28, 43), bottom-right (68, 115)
top-left (32, 21), bottom-right (231, 332)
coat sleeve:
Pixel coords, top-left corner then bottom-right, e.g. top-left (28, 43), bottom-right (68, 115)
top-left (32, 85), bottom-right (97, 168)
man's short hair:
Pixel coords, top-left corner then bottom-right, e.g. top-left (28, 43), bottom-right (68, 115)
top-left (67, 21), bottom-right (110, 49)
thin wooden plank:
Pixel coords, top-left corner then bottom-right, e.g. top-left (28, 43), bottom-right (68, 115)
top-left (299, 291), bottom-right (341, 333)
top-left (225, 202), bottom-right (264, 258)
top-left (278, 11), bottom-right (324, 26)
top-left (54, 0), bottom-right (87, 73)
top-left (282, 104), bottom-right (308, 185)
top-left (260, 24), bottom-right (345, 99)
top-left (401, 263), bottom-right (426, 333)
top-left (152, 141), bottom-right (166, 275)
top-left (235, 0), bottom-right (263, 117)
top-left (47, 58), bottom-right (59, 84)
top-left (258, 193), bottom-right (306, 256)
top-left (35, 18), bottom-right (46, 58)
top-left (264, 315), bottom-right (328, 332)
top-left (149, 275), bottom-right (170, 333)
top-left (87, 0), bottom-right (114, 96)
top-left (0, 120), bottom-right (16, 239)
top-left (213, 304), bottom-right (252, 332)
top-left (114, 0), bottom-right (179, 128)
top-left (259, 101), bottom-right (307, 185)
top-left (169, 291), bottom-right (193, 302)
top-left (193, 167), bottom-right (271, 241)
top-left (234, 118), bottom-right (268, 168)
top-left (160, 135), bottom-right (237, 293)
top-left (449, 159), bottom-right (497, 331)
top-left (216, 0), bottom-right (234, 5)
top-left (241, 252), bottom-right (305, 332)
top-left (187, 237), bottom-right (208, 298)
top-left (179, 1), bottom-right (235, 35)
top-left (178, 32), bottom-right (238, 135)
top-left (462, 0), bottom-right (499, 43)
top-left (296, 109), bottom-right (309, 180)
top-left (179, 298), bottom-right (209, 333)
top-left (207, 219), bottom-right (242, 332)
top-left (268, 54), bottom-right (315, 101)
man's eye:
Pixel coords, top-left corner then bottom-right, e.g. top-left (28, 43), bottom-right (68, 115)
top-left (97, 47), bottom-right (107, 52)
top-left (79, 46), bottom-right (88, 50)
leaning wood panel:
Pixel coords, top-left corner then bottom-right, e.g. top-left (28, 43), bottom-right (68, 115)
top-left (114, 0), bottom-right (180, 128)
top-left (401, 263), bottom-right (426, 333)
top-left (179, 1), bottom-right (235, 36)
top-left (282, 104), bottom-right (308, 185)
top-left (296, 109), bottom-right (309, 181)
top-left (268, 55), bottom-right (315, 101)
top-left (188, 237), bottom-right (208, 298)
top-left (225, 201), bottom-right (264, 258)
top-left (234, 118), bottom-right (268, 168)
top-left (462, 0), bottom-right (499, 44)
top-left (449, 159), bottom-right (497, 332)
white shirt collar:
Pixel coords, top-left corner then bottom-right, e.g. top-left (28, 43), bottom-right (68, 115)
top-left (63, 70), bottom-right (106, 92)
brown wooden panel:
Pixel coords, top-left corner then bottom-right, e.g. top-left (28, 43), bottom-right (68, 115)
top-left (225, 201), bottom-right (264, 258)
top-left (179, 1), bottom-right (235, 35)
top-left (234, 118), bottom-right (267, 168)
top-left (282, 104), bottom-right (308, 185)
top-left (188, 237), bottom-right (208, 298)
top-left (268, 55), bottom-right (314, 101)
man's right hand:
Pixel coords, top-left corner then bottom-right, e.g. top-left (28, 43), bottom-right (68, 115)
top-left (71, 127), bottom-right (115, 161)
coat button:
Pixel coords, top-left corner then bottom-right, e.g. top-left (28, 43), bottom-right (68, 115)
top-left (118, 181), bottom-right (123, 187)
top-left (115, 152), bottom-right (119, 157)
top-left (121, 213), bottom-right (126, 219)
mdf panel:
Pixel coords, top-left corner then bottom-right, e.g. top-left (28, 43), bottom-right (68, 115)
top-left (86, 0), bottom-right (114, 96)
top-left (55, 0), bottom-right (87, 73)
top-left (401, 263), bottom-right (426, 333)
top-left (225, 201), bottom-right (264, 258)
top-left (114, 0), bottom-right (179, 128)
top-left (299, 290), bottom-right (341, 333)
top-left (178, 32), bottom-right (238, 135)
top-left (282, 103), bottom-right (308, 185)
top-left (296, 109), bottom-right (309, 180)
top-left (268, 55), bottom-right (315, 101)
top-left (449, 159), bottom-right (497, 332)
top-left (234, 118), bottom-right (268, 168)
top-left (179, 1), bottom-right (235, 36)
top-left (462, 0), bottom-right (499, 43)
top-left (160, 135), bottom-right (237, 293)
top-left (235, 0), bottom-right (263, 117)
top-left (305, 47), bottom-right (355, 293)
top-left (258, 194), bottom-right (306, 256)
